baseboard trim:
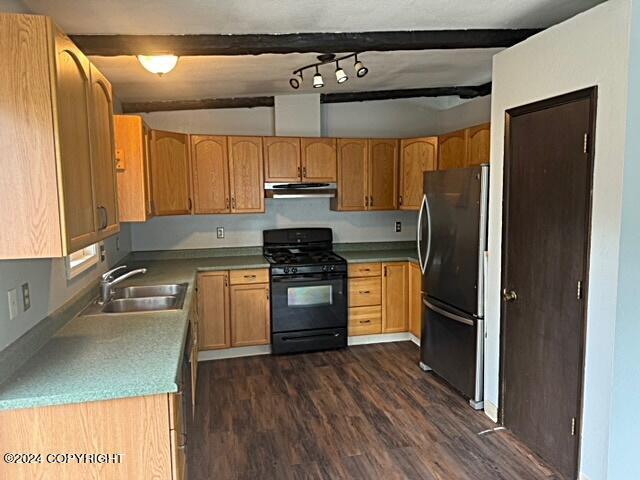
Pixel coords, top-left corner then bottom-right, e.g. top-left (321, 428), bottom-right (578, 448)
top-left (198, 345), bottom-right (271, 362)
top-left (484, 400), bottom-right (499, 422)
top-left (198, 333), bottom-right (416, 361)
top-left (348, 332), bottom-right (412, 346)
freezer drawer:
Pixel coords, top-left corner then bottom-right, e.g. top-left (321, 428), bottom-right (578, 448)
top-left (420, 298), bottom-right (483, 403)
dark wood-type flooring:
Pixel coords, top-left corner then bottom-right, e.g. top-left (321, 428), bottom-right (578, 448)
top-left (188, 342), bottom-right (561, 480)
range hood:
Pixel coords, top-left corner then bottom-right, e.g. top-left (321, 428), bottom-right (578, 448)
top-left (265, 182), bottom-right (337, 199)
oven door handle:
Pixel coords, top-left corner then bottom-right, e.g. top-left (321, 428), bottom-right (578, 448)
top-left (271, 274), bottom-right (344, 283)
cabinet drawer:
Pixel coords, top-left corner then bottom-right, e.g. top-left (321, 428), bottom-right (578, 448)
top-left (349, 306), bottom-right (382, 336)
top-left (348, 262), bottom-right (382, 278)
top-left (229, 268), bottom-right (269, 285)
top-left (349, 277), bottom-right (381, 307)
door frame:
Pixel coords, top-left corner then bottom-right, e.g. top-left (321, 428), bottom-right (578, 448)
top-left (498, 87), bottom-right (597, 476)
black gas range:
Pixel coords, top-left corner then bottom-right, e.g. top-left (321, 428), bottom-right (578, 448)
top-left (263, 228), bottom-right (348, 354)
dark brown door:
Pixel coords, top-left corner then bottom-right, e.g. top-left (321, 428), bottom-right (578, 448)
top-left (501, 88), bottom-right (595, 480)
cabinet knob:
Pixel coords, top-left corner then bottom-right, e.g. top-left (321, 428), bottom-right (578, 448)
top-left (231, 198), bottom-right (236, 209)
top-left (302, 166), bottom-right (307, 177)
top-left (399, 195), bottom-right (403, 205)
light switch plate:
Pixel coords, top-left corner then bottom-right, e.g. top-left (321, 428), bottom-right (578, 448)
top-left (7, 289), bottom-right (18, 320)
top-left (216, 227), bottom-right (224, 239)
top-left (21, 283), bottom-right (30, 311)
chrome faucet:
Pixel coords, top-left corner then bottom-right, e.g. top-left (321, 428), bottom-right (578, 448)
top-left (99, 266), bottom-right (147, 304)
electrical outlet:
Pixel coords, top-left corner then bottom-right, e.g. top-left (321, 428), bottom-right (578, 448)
top-left (99, 243), bottom-right (106, 262)
top-left (116, 237), bottom-right (120, 251)
top-left (21, 283), bottom-right (30, 311)
top-left (216, 227), bottom-right (225, 239)
top-left (395, 221), bottom-right (402, 233)
top-left (7, 289), bottom-right (18, 320)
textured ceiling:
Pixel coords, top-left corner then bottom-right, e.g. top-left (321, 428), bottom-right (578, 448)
top-left (18, 0), bottom-right (604, 102)
top-left (23, 0), bottom-right (604, 34)
top-left (91, 49), bottom-right (500, 102)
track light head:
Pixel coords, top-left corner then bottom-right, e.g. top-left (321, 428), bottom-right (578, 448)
top-left (289, 77), bottom-right (300, 89)
top-left (335, 62), bottom-right (348, 84)
top-left (313, 67), bottom-right (324, 88)
top-left (354, 54), bottom-right (368, 78)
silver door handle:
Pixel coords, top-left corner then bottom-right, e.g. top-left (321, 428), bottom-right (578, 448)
top-left (502, 289), bottom-right (518, 302)
top-left (423, 298), bottom-right (474, 326)
top-left (417, 194), bottom-right (426, 272)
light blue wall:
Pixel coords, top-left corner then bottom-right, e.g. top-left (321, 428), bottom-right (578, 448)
top-left (607, 1), bottom-right (640, 477)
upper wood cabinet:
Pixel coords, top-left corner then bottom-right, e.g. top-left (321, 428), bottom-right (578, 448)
top-left (438, 123), bottom-right (491, 170)
top-left (382, 263), bottom-right (409, 333)
top-left (191, 135), bottom-right (230, 214)
top-left (399, 137), bottom-right (438, 210)
top-left (368, 139), bottom-right (398, 210)
top-left (334, 139), bottom-right (368, 211)
top-left (467, 123), bottom-right (491, 166)
top-left (0, 14), bottom-right (119, 258)
top-left (300, 138), bottom-right (337, 182)
top-left (198, 272), bottom-right (230, 350)
top-left (263, 137), bottom-right (301, 182)
top-left (150, 130), bottom-right (192, 216)
top-left (438, 128), bottom-right (468, 171)
top-left (88, 64), bottom-right (119, 239)
top-left (114, 115), bottom-right (154, 222)
top-left (228, 136), bottom-right (265, 213)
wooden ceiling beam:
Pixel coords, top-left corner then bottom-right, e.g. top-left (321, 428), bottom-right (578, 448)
top-left (121, 83), bottom-right (491, 113)
top-left (71, 30), bottom-right (540, 56)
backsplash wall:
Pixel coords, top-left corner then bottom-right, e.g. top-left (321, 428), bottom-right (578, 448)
top-left (131, 199), bottom-right (417, 250)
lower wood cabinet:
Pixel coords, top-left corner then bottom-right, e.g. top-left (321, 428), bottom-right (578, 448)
top-left (0, 393), bottom-right (187, 480)
top-left (198, 269), bottom-right (270, 350)
top-left (230, 283), bottom-right (271, 347)
top-left (408, 262), bottom-right (423, 338)
top-left (382, 262), bottom-right (409, 333)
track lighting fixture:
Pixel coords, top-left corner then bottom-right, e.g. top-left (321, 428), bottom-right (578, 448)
top-left (313, 66), bottom-right (324, 88)
top-left (289, 52), bottom-right (368, 89)
top-left (354, 54), bottom-right (368, 78)
top-left (335, 61), bottom-right (348, 84)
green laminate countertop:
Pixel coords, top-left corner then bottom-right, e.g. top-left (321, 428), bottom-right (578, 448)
top-left (0, 245), bottom-right (415, 411)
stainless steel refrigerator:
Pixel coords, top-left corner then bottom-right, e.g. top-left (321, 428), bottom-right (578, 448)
top-left (417, 164), bottom-right (489, 410)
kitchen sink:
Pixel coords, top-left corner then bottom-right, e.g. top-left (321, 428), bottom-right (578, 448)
top-left (81, 283), bottom-right (188, 316)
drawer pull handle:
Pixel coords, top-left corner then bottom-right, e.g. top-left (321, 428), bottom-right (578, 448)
top-left (359, 319), bottom-right (372, 324)
top-left (359, 290), bottom-right (371, 294)
top-left (244, 275), bottom-right (257, 278)
top-left (361, 268), bottom-right (371, 272)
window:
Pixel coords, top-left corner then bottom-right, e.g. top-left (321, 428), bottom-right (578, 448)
top-left (66, 243), bottom-right (99, 279)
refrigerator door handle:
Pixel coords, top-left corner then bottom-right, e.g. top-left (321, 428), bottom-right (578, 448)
top-left (417, 193), bottom-right (426, 272)
top-left (423, 298), bottom-right (474, 326)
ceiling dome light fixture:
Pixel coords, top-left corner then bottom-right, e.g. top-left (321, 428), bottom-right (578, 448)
top-left (354, 54), bottom-right (368, 78)
top-left (137, 55), bottom-right (179, 76)
top-left (313, 66), bottom-right (324, 88)
top-left (289, 52), bottom-right (368, 89)
top-left (335, 61), bottom-right (348, 84)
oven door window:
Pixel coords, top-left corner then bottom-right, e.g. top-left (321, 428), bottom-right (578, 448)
top-left (288, 285), bottom-right (333, 307)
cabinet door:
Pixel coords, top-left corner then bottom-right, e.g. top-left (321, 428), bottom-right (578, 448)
top-left (198, 272), bottom-right (230, 350)
top-left (382, 263), bottom-right (409, 333)
top-left (264, 137), bottom-right (301, 182)
top-left (150, 130), bottom-right (192, 215)
top-left (438, 128), bottom-right (468, 171)
top-left (228, 136), bottom-right (264, 213)
top-left (335, 139), bottom-right (367, 211)
top-left (191, 135), bottom-right (230, 214)
top-left (54, 30), bottom-right (98, 252)
top-left (399, 137), bottom-right (438, 210)
top-left (368, 139), bottom-right (398, 210)
top-left (467, 123), bottom-right (491, 166)
top-left (408, 262), bottom-right (423, 338)
top-left (230, 283), bottom-right (270, 347)
top-left (301, 138), bottom-right (337, 182)
top-left (88, 64), bottom-right (119, 239)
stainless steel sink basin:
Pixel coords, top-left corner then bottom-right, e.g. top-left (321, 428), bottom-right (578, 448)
top-left (101, 296), bottom-right (180, 313)
top-left (112, 284), bottom-right (186, 299)
top-left (81, 283), bottom-right (188, 316)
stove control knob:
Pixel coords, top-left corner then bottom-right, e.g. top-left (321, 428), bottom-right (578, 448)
top-left (330, 265), bottom-right (336, 271)
top-left (291, 267), bottom-right (298, 274)
top-left (284, 267), bottom-right (290, 274)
